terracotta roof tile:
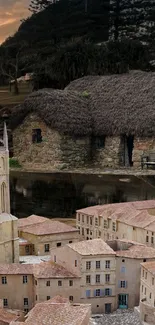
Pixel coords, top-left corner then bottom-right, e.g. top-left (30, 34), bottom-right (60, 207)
top-left (21, 220), bottom-right (78, 235)
top-left (121, 210), bottom-right (155, 228)
top-left (116, 244), bottom-right (155, 259)
top-left (0, 264), bottom-right (33, 275)
top-left (18, 215), bottom-right (49, 228)
top-left (33, 261), bottom-right (79, 278)
top-left (68, 239), bottom-right (115, 256)
top-left (0, 308), bottom-right (19, 323)
top-left (141, 261), bottom-right (155, 275)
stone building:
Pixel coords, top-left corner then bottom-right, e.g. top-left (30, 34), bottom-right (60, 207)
top-left (138, 261), bottom-right (155, 324)
top-left (8, 71), bottom-right (155, 171)
top-left (10, 296), bottom-right (91, 325)
top-left (76, 200), bottom-right (155, 247)
top-left (18, 215), bottom-right (80, 256)
top-left (0, 124), bottom-right (19, 263)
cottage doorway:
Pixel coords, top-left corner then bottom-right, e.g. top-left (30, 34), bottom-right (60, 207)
top-left (118, 294), bottom-right (128, 309)
top-left (105, 303), bottom-right (111, 313)
top-left (122, 135), bottom-right (134, 167)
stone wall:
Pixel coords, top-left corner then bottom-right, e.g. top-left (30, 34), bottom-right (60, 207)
top-left (13, 113), bottom-right (91, 170)
top-left (133, 137), bottom-right (155, 168)
top-left (140, 300), bottom-right (155, 324)
top-left (92, 136), bottom-right (121, 168)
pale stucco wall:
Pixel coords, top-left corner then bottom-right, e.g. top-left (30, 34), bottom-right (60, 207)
top-left (20, 230), bottom-right (80, 256)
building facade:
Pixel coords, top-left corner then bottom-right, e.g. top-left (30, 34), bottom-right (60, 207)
top-left (0, 124), bottom-right (19, 263)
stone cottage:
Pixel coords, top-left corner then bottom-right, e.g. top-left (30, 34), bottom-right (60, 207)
top-left (9, 70), bottom-right (155, 170)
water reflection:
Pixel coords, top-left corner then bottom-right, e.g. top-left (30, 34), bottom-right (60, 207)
top-left (10, 171), bottom-right (155, 218)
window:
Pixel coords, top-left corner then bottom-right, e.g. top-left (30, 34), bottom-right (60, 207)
top-left (86, 290), bottom-right (91, 298)
top-left (104, 220), bottom-right (108, 229)
top-left (96, 261), bottom-right (100, 269)
top-left (112, 222), bottom-right (116, 231)
top-left (146, 235), bottom-right (149, 243)
top-left (35, 280), bottom-right (37, 285)
top-left (54, 255), bottom-right (56, 262)
top-left (95, 218), bottom-right (98, 226)
top-left (82, 228), bottom-right (84, 236)
top-left (24, 309), bottom-right (29, 313)
top-left (23, 275), bottom-right (27, 284)
top-left (3, 299), bottom-right (8, 307)
top-left (105, 261), bottom-right (110, 269)
top-left (47, 296), bottom-right (50, 300)
top-left (151, 237), bottom-right (154, 244)
top-left (86, 275), bottom-right (91, 284)
top-left (25, 245), bottom-right (29, 254)
top-left (69, 280), bottom-right (73, 286)
top-left (87, 216), bottom-right (89, 224)
top-left (78, 214), bottom-right (80, 222)
top-left (121, 266), bottom-right (126, 273)
top-left (96, 275), bottom-right (100, 283)
top-left (69, 241), bottom-right (72, 243)
top-left (1, 183), bottom-right (6, 213)
top-left (122, 259), bottom-right (125, 263)
top-left (69, 296), bottom-right (73, 301)
top-left (90, 217), bottom-right (92, 225)
top-left (86, 229), bottom-right (89, 235)
top-left (105, 274), bottom-right (110, 283)
top-left (145, 272), bottom-right (147, 280)
top-left (86, 261), bottom-right (91, 270)
top-left (44, 244), bottom-right (50, 252)
top-left (36, 295), bottom-right (37, 301)
top-left (82, 215), bottom-right (84, 223)
top-left (142, 285), bottom-right (143, 292)
top-left (95, 289), bottom-right (101, 297)
top-left (150, 293), bottom-right (152, 299)
top-left (142, 270), bottom-right (144, 277)
top-left (99, 231), bottom-right (101, 237)
top-left (57, 242), bottom-right (61, 247)
top-left (105, 288), bottom-right (111, 296)
top-left (94, 136), bottom-right (105, 149)
top-left (32, 128), bottom-right (42, 143)
top-left (145, 287), bottom-right (146, 295)
top-left (24, 298), bottom-right (28, 306)
top-left (58, 280), bottom-right (62, 286)
top-left (75, 260), bottom-right (77, 267)
top-left (2, 276), bottom-right (7, 284)
top-left (143, 259), bottom-right (146, 262)
top-left (120, 281), bottom-right (127, 288)
top-left (46, 281), bottom-right (50, 286)
top-left (152, 278), bottom-right (154, 285)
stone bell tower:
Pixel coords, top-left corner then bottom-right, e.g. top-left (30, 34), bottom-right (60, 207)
top-left (0, 124), bottom-right (19, 263)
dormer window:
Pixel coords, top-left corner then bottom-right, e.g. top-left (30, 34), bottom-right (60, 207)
top-left (32, 129), bottom-right (42, 143)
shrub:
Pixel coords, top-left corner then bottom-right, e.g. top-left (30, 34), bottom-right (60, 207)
top-left (9, 158), bottom-right (22, 168)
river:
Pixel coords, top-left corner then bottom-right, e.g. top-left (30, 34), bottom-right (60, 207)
top-left (10, 171), bottom-right (155, 218)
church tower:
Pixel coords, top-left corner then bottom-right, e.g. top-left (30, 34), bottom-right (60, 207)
top-left (0, 124), bottom-right (19, 263)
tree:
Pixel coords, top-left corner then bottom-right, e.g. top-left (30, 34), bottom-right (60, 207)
top-left (29, 0), bottom-right (56, 13)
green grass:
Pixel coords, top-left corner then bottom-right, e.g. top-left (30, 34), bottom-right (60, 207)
top-left (0, 83), bottom-right (32, 106)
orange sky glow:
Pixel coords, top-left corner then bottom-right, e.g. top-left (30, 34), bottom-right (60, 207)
top-left (0, 0), bottom-right (30, 44)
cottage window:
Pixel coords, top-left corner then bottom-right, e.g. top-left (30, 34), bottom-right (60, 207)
top-left (54, 255), bottom-right (56, 262)
top-left (145, 272), bottom-right (147, 280)
top-left (122, 259), bottom-right (125, 263)
top-left (86, 261), bottom-right (91, 270)
top-left (87, 216), bottom-right (89, 224)
top-left (3, 299), bottom-right (8, 307)
top-left (152, 278), bottom-right (154, 285)
top-left (96, 275), bottom-right (100, 283)
top-left (112, 222), bottom-right (116, 232)
top-left (57, 242), bottom-right (61, 247)
top-left (95, 289), bottom-right (101, 297)
top-left (36, 295), bottom-right (37, 301)
top-left (2, 276), bottom-right (7, 284)
top-left (69, 240), bottom-right (72, 243)
top-left (69, 280), bottom-right (73, 286)
top-left (151, 237), bottom-right (154, 244)
top-left (105, 288), bottom-right (111, 296)
top-left (32, 128), bottom-right (42, 143)
top-left (82, 215), bottom-right (84, 223)
top-left (105, 261), bottom-right (110, 269)
top-left (82, 228), bottom-right (84, 236)
top-left (58, 280), bottom-right (62, 286)
top-left (90, 217), bottom-right (92, 225)
top-left (75, 260), bottom-right (77, 267)
top-left (105, 274), bottom-right (110, 283)
top-left (44, 244), bottom-right (50, 252)
top-left (146, 235), bottom-right (149, 243)
top-left (120, 281), bottom-right (126, 288)
top-left (94, 136), bottom-right (105, 149)
top-left (69, 296), bottom-right (73, 301)
top-left (142, 285), bottom-right (143, 292)
top-left (35, 280), bottom-right (37, 285)
top-left (47, 296), bottom-right (50, 300)
top-left (104, 220), bottom-right (108, 229)
top-left (99, 231), bottom-right (101, 237)
top-left (142, 270), bottom-right (144, 277)
top-left (150, 293), bottom-right (152, 299)
top-left (86, 275), bottom-right (91, 284)
top-left (23, 275), bottom-right (28, 284)
top-left (1, 182), bottom-right (6, 213)
top-left (95, 218), bottom-right (98, 226)
top-left (46, 281), bottom-right (50, 286)
top-left (145, 288), bottom-right (146, 295)
top-left (24, 298), bottom-right (28, 306)
top-left (24, 309), bottom-right (29, 313)
top-left (25, 245), bottom-right (29, 254)
top-left (96, 261), bottom-right (100, 269)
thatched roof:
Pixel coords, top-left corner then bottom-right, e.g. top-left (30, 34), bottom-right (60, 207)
top-left (67, 70), bottom-right (155, 137)
top-left (9, 89), bottom-right (91, 136)
top-left (8, 70), bottom-right (155, 136)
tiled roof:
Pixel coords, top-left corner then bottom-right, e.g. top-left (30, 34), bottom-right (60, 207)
top-left (0, 308), bottom-right (19, 323)
top-left (141, 261), bottom-right (155, 275)
top-left (23, 300), bottom-right (91, 325)
top-left (0, 264), bottom-right (33, 275)
top-left (33, 261), bottom-right (79, 278)
top-left (68, 239), bottom-right (116, 256)
top-left (121, 210), bottom-right (155, 228)
top-left (21, 220), bottom-right (78, 235)
top-left (18, 215), bottom-right (49, 228)
top-left (116, 244), bottom-right (155, 259)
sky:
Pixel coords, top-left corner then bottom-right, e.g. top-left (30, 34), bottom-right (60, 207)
top-left (0, 0), bottom-right (30, 44)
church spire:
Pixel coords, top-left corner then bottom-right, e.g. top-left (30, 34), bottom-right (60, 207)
top-left (3, 123), bottom-right (8, 151)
